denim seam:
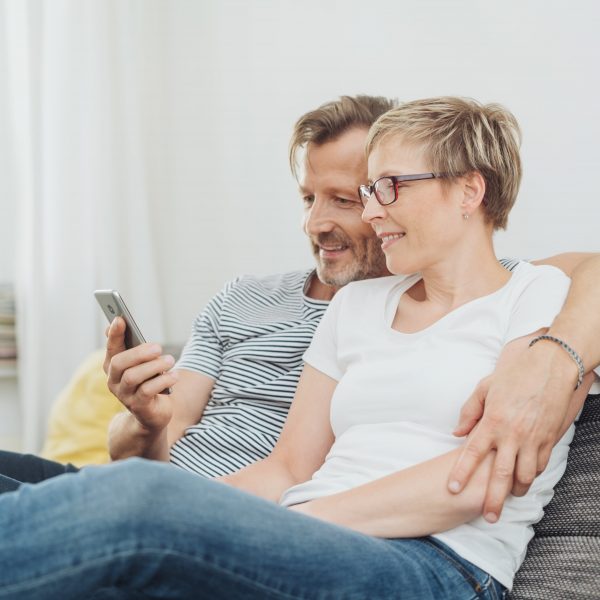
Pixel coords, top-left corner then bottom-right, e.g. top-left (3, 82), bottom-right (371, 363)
top-left (421, 538), bottom-right (488, 597)
top-left (0, 548), bottom-right (314, 600)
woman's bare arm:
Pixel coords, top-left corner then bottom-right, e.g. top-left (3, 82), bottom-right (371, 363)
top-left (219, 364), bottom-right (336, 502)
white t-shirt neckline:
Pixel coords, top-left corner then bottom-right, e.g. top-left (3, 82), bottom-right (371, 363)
top-left (385, 270), bottom-right (516, 338)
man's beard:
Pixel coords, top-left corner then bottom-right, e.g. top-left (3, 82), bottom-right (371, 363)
top-left (311, 232), bottom-right (388, 288)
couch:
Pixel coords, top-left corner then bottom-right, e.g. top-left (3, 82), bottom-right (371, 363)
top-left (510, 391), bottom-right (600, 599)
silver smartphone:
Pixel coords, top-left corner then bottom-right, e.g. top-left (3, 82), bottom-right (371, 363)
top-left (94, 289), bottom-right (171, 395)
top-left (94, 289), bottom-right (146, 350)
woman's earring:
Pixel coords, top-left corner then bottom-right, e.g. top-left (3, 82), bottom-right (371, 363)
top-left (462, 213), bottom-right (469, 220)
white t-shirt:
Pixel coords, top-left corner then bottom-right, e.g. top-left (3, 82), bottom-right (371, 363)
top-left (279, 262), bottom-right (572, 590)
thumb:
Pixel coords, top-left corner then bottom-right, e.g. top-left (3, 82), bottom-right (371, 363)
top-left (453, 378), bottom-right (488, 436)
top-left (104, 317), bottom-right (127, 372)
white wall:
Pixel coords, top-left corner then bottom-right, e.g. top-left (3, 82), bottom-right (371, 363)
top-left (153, 0), bottom-right (600, 343)
top-left (0, 10), bottom-right (19, 446)
top-left (1, 0), bottom-right (599, 445)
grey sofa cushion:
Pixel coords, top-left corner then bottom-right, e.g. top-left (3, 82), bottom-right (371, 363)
top-left (510, 393), bottom-right (600, 599)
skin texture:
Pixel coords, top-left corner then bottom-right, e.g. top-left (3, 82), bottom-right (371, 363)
top-left (300, 127), bottom-right (390, 300)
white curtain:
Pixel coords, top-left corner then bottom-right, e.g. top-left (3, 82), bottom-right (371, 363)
top-left (4, 0), bottom-right (165, 452)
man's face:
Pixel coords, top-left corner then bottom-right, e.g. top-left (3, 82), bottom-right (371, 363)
top-left (299, 128), bottom-right (390, 293)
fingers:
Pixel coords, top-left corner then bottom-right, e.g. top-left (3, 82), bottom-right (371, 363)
top-left (482, 444), bottom-right (518, 522)
top-left (511, 445), bottom-right (538, 497)
top-left (536, 443), bottom-right (553, 478)
top-left (126, 370), bottom-right (179, 422)
top-left (448, 427), bottom-right (493, 494)
top-left (127, 371), bottom-right (177, 412)
top-left (453, 379), bottom-right (488, 437)
top-left (101, 316), bottom-right (178, 432)
top-left (117, 354), bottom-right (176, 396)
top-left (107, 348), bottom-right (178, 430)
top-left (108, 348), bottom-right (173, 398)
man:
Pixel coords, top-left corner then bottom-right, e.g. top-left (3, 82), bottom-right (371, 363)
top-left (1, 96), bottom-right (599, 524)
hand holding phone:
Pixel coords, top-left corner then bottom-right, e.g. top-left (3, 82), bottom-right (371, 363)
top-left (94, 289), bottom-right (172, 395)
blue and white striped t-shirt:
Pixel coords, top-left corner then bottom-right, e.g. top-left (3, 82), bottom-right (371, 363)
top-left (169, 259), bottom-right (521, 478)
top-left (169, 269), bottom-right (328, 477)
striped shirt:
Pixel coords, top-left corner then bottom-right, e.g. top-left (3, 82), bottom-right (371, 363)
top-left (169, 259), bottom-right (520, 478)
top-left (169, 269), bottom-right (328, 477)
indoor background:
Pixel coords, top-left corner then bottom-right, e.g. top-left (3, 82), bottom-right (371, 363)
top-left (0, 0), bottom-right (598, 451)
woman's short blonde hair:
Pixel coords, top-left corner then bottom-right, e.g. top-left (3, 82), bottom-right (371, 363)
top-left (366, 97), bottom-right (522, 230)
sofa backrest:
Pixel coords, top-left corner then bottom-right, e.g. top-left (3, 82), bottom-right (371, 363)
top-left (510, 392), bottom-right (600, 599)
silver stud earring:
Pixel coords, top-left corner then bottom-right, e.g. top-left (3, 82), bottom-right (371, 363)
top-left (463, 213), bottom-right (469, 220)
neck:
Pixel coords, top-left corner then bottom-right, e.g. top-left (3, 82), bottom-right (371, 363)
top-left (305, 271), bottom-right (338, 301)
top-left (412, 230), bottom-right (509, 308)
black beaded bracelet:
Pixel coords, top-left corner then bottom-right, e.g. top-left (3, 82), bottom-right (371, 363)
top-left (529, 334), bottom-right (585, 390)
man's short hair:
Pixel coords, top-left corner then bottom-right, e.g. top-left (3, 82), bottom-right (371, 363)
top-left (289, 95), bottom-right (397, 179)
top-left (366, 96), bottom-right (522, 230)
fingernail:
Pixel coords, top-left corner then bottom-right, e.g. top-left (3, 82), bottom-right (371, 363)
top-left (485, 512), bottom-right (498, 523)
top-left (164, 355), bottom-right (175, 367)
top-left (149, 344), bottom-right (161, 354)
top-left (449, 480), bottom-right (461, 493)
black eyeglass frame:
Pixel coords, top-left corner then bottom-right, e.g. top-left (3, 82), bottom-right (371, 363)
top-left (358, 172), bottom-right (450, 207)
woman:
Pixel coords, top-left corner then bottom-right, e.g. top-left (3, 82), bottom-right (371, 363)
top-left (0, 97), bottom-right (591, 599)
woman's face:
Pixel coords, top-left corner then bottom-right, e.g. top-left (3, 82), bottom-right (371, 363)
top-left (362, 135), bottom-right (467, 276)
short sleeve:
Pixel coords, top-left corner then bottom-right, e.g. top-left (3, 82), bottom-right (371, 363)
top-left (176, 278), bottom-right (241, 379)
top-left (499, 257), bottom-right (524, 272)
top-left (302, 286), bottom-right (347, 381)
top-left (505, 265), bottom-right (570, 344)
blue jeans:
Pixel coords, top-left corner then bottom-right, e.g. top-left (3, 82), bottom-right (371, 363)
top-left (0, 458), bottom-right (505, 599)
top-left (0, 450), bottom-right (79, 493)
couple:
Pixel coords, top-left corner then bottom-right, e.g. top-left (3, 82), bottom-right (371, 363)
top-left (0, 95), bottom-right (598, 599)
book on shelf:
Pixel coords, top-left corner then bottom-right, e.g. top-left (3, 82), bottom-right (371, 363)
top-left (0, 284), bottom-right (17, 366)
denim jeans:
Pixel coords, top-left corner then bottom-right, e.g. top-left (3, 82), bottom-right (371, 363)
top-left (0, 458), bottom-right (505, 599)
top-left (0, 450), bottom-right (79, 493)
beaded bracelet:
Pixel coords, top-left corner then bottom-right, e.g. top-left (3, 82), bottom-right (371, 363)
top-left (529, 334), bottom-right (585, 390)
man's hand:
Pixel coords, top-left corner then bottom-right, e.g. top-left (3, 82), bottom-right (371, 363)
top-left (448, 340), bottom-right (588, 523)
top-left (104, 317), bottom-right (179, 433)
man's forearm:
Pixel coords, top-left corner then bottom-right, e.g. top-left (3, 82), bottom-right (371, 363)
top-left (295, 447), bottom-right (493, 538)
top-left (545, 254), bottom-right (600, 372)
top-left (108, 411), bottom-right (170, 462)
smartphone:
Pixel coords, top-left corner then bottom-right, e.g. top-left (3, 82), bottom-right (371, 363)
top-left (94, 289), bottom-right (171, 394)
top-left (94, 290), bottom-right (146, 350)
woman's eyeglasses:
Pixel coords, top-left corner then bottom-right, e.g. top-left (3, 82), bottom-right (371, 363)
top-left (358, 173), bottom-right (450, 208)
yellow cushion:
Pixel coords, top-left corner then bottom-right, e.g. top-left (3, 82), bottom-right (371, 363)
top-left (41, 349), bottom-right (125, 466)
